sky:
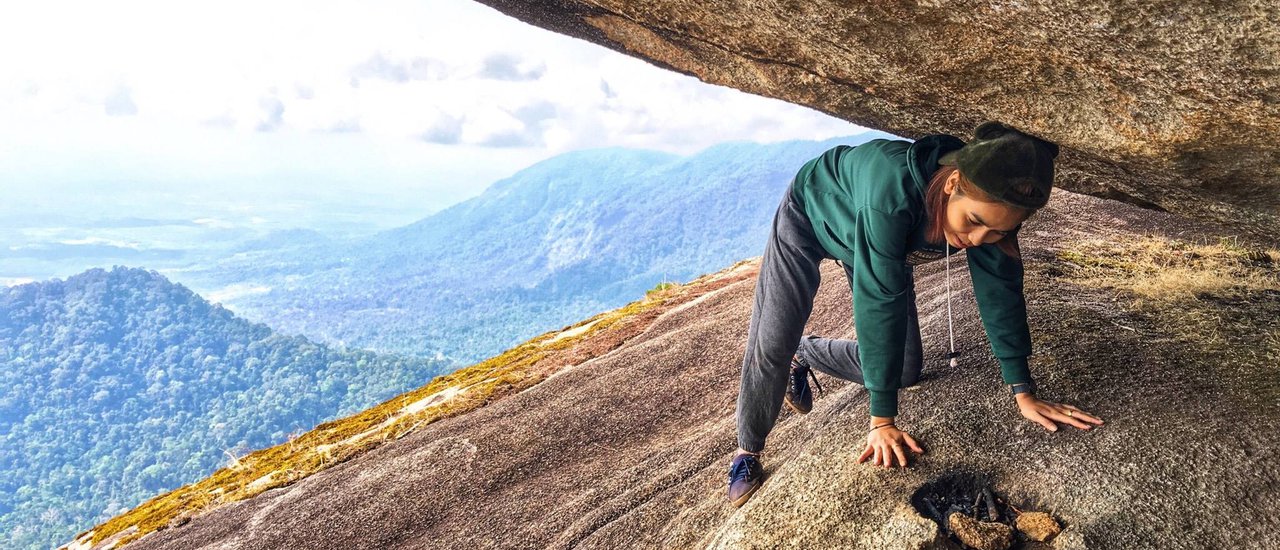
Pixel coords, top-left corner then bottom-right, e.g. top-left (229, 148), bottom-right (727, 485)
top-left (0, 0), bottom-right (865, 208)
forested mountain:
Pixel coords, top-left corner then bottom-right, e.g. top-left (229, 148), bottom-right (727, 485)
top-left (0, 266), bottom-right (446, 549)
top-left (216, 132), bottom-right (894, 362)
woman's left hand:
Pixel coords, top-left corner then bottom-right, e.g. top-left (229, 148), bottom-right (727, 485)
top-left (1015, 394), bottom-right (1104, 432)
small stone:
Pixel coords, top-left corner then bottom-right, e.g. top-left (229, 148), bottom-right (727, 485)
top-left (166, 512), bottom-right (193, 529)
top-left (1016, 511), bottom-right (1062, 542)
top-left (948, 512), bottom-right (1014, 550)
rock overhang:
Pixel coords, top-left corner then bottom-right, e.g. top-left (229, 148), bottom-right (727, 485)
top-left (476, 0), bottom-right (1280, 239)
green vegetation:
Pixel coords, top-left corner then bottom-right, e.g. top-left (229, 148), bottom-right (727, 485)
top-left (647, 281), bottom-right (678, 296)
top-left (0, 267), bottom-right (450, 549)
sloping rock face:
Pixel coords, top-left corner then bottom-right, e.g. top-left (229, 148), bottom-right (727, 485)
top-left (475, 0), bottom-right (1279, 238)
top-left (117, 188), bottom-right (1279, 549)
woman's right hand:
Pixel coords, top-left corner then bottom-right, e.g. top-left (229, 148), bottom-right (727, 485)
top-left (857, 423), bottom-right (925, 469)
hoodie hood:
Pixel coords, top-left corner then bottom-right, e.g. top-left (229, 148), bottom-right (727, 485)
top-left (907, 134), bottom-right (966, 196)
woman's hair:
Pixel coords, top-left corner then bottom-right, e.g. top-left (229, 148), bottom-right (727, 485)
top-left (924, 165), bottom-right (1035, 259)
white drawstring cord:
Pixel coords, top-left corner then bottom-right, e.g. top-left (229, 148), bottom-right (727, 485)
top-left (945, 241), bottom-right (959, 368)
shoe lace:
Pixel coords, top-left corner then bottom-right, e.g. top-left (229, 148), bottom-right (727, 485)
top-left (729, 455), bottom-right (758, 482)
top-left (791, 358), bottom-right (824, 397)
top-left (807, 367), bottom-right (824, 397)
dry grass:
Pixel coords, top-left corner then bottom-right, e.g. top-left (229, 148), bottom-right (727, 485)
top-left (65, 277), bottom-right (697, 549)
top-left (1055, 234), bottom-right (1280, 384)
top-left (1057, 235), bottom-right (1280, 306)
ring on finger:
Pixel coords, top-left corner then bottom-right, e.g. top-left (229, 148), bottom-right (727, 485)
top-left (1067, 410), bottom-right (1074, 418)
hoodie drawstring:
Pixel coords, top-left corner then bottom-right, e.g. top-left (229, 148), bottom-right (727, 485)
top-left (945, 241), bottom-right (961, 368)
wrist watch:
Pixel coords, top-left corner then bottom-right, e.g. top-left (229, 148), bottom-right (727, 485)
top-left (1010, 381), bottom-right (1036, 396)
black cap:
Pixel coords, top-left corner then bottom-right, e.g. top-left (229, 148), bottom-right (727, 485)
top-left (938, 121), bottom-right (1060, 209)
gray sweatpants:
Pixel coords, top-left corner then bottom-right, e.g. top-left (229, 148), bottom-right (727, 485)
top-left (735, 182), bottom-right (923, 453)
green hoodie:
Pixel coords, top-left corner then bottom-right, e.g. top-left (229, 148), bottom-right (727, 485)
top-left (790, 135), bottom-right (1034, 417)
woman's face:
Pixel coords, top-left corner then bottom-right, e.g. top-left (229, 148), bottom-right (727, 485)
top-left (941, 171), bottom-right (1026, 250)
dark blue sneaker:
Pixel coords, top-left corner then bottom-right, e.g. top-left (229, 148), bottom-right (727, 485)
top-left (727, 453), bottom-right (764, 507)
top-left (783, 354), bottom-right (824, 414)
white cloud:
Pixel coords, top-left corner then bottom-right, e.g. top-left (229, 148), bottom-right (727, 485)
top-left (256, 96), bottom-right (286, 132)
top-left (104, 86), bottom-right (138, 117)
top-left (0, 0), bottom-right (866, 206)
top-left (205, 282), bottom-right (272, 304)
top-left (2, 0), bottom-right (861, 143)
top-left (478, 53), bottom-right (547, 81)
top-left (58, 237), bottom-right (144, 250)
top-left (420, 111), bottom-right (465, 145)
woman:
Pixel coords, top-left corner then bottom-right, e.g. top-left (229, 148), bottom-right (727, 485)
top-left (727, 121), bottom-right (1104, 507)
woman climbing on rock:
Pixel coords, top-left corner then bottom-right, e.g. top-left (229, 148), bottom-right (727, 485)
top-left (727, 121), bottom-right (1104, 507)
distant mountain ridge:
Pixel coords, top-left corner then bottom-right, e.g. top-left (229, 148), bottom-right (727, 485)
top-left (217, 132), bottom-right (897, 363)
top-left (0, 266), bottom-right (445, 549)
